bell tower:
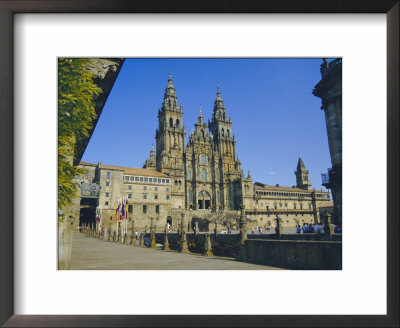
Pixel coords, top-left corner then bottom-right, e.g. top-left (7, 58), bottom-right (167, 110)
top-left (208, 86), bottom-right (236, 160)
top-left (155, 73), bottom-right (186, 174)
top-left (295, 157), bottom-right (312, 190)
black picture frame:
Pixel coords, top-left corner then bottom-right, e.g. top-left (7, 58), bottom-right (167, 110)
top-left (0, 1), bottom-right (398, 327)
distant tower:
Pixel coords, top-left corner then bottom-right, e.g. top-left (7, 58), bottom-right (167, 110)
top-left (155, 73), bottom-right (186, 174)
top-left (295, 158), bottom-right (312, 190)
top-left (143, 145), bottom-right (156, 170)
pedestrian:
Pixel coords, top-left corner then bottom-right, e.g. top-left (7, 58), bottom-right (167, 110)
top-left (296, 225), bottom-right (301, 234)
top-left (135, 230), bottom-right (139, 240)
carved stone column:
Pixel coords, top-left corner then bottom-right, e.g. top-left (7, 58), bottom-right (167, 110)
top-left (180, 213), bottom-right (189, 253)
top-left (203, 233), bottom-right (213, 256)
top-left (150, 218), bottom-right (157, 248)
top-left (275, 215), bottom-right (283, 239)
top-left (237, 205), bottom-right (248, 261)
top-left (163, 223), bottom-right (170, 251)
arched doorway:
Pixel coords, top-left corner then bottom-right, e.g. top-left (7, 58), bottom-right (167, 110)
top-left (198, 191), bottom-right (211, 210)
top-left (79, 197), bottom-right (97, 227)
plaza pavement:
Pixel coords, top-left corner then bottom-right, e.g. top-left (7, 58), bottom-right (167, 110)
top-left (70, 232), bottom-right (282, 270)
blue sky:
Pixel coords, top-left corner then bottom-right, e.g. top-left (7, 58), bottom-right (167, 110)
top-left (82, 58), bottom-right (332, 190)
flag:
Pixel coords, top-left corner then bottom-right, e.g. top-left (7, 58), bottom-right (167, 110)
top-left (96, 207), bottom-right (101, 223)
top-left (121, 198), bottom-right (125, 221)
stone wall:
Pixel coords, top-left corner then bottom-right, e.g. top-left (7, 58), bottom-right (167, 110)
top-left (238, 239), bottom-right (342, 269)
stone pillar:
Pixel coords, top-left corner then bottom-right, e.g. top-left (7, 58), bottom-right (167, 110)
top-left (163, 223), bottom-right (170, 251)
top-left (150, 218), bottom-right (157, 248)
top-left (138, 232), bottom-right (144, 247)
top-left (239, 206), bottom-right (248, 246)
top-left (180, 213), bottom-right (189, 253)
top-left (323, 212), bottom-right (333, 240)
top-left (275, 215), bottom-right (283, 239)
top-left (203, 233), bottom-right (213, 256)
top-left (237, 205), bottom-right (248, 262)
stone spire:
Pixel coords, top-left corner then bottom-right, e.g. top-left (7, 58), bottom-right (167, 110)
top-left (198, 106), bottom-right (204, 124)
top-left (161, 72), bottom-right (180, 112)
top-left (213, 85), bottom-right (227, 120)
top-left (295, 157), bottom-right (311, 190)
top-left (297, 157), bottom-right (307, 172)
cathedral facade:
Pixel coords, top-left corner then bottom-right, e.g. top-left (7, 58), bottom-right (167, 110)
top-left (76, 74), bottom-right (332, 232)
top-left (147, 73), bottom-right (250, 213)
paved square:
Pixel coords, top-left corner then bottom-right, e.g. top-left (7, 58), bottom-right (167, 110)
top-left (70, 232), bottom-right (282, 270)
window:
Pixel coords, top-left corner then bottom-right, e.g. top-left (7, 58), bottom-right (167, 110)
top-left (106, 172), bottom-right (111, 179)
top-left (140, 177), bottom-right (143, 182)
top-left (166, 187), bottom-right (169, 192)
top-left (166, 179), bottom-right (169, 184)
top-left (128, 205), bottom-right (133, 213)
top-left (105, 201), bottom-right (109, 206)
top-left (143, 194), bottom-right (147, 199)
top-left (105, 192), bottom-right (109, 197)
top-left (155, 187), bottom-right (158, 191)
top-left (124, 176), bottom-right (129, 181)
top-left (156, 205), bottom-right (160, 213)
top-left (143, 205), bottom-right (147, 213)
top-left (294, 203), bottom-right (297, 209)
top-left (162, 179), bottom-right (165, 183)
top-left (130, 176), bottom-right (134, 181)
top-left (188, 190), bottom-right (192, 202)
top-left (106, 182), bottom-right (110, 186)
top-left (201, 168), bottom-right (207, 180)
top-left (154, 195), bottom-right (158, 199)
top-left (143, 186), bottom-right (147, 190)
top-left (128, 193), bottom-right (132, 199)
top-left (176, 119), bottom-right (180, 127)
top-left (149, 178), bottom-right (152, 182)
top-left (135, 177), bottom-right (139, 181)
top-left (128, 185), bottom-right (132, 190)
top-left (144, 177), bottom-right (148, 182)
top-left (200, 154), bottom-right (207, 164)
top-left (166, 195), bottom-right (170, 200)
top-left (169, 118), bottom-right (173, 128)
top-left (110, 216), bottom-right (112, 220)
top-left (187, 171), bottom-right (192, 179)
top-left (158, 178), bottom-right (161, 183)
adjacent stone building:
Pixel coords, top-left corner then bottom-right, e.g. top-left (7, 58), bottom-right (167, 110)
top-left (313, 58), bottom-right (342, 225)
top-left (76, 74), bottom-right (332, 232)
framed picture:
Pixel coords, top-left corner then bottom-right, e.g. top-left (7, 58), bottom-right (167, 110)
top-left (0, 0), bottom-right (398, 327)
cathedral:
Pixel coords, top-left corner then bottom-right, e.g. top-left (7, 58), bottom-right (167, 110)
top-left (76, 74), bottom-right (332, 232)
top-left (144, 73), bottom-right (250, 212)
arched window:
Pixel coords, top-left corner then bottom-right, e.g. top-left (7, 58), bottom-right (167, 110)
top-left (176, 119), bottom-right (180, 128)
top-left (201, 130), bottom-right (205, 138)
top-left (201, 168), bottom-right (207, 180)
top-left (169, 118), bottom-right (173, 128)
top-left (200, 154), bottom-right (207, 164)
top-left (221, 128), bottom-right (224, 136)
top-left (227, 129), bottom-right (230, 137)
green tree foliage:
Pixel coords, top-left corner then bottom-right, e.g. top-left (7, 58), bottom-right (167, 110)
top-left (58, 58), bottom-right (102, 215)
